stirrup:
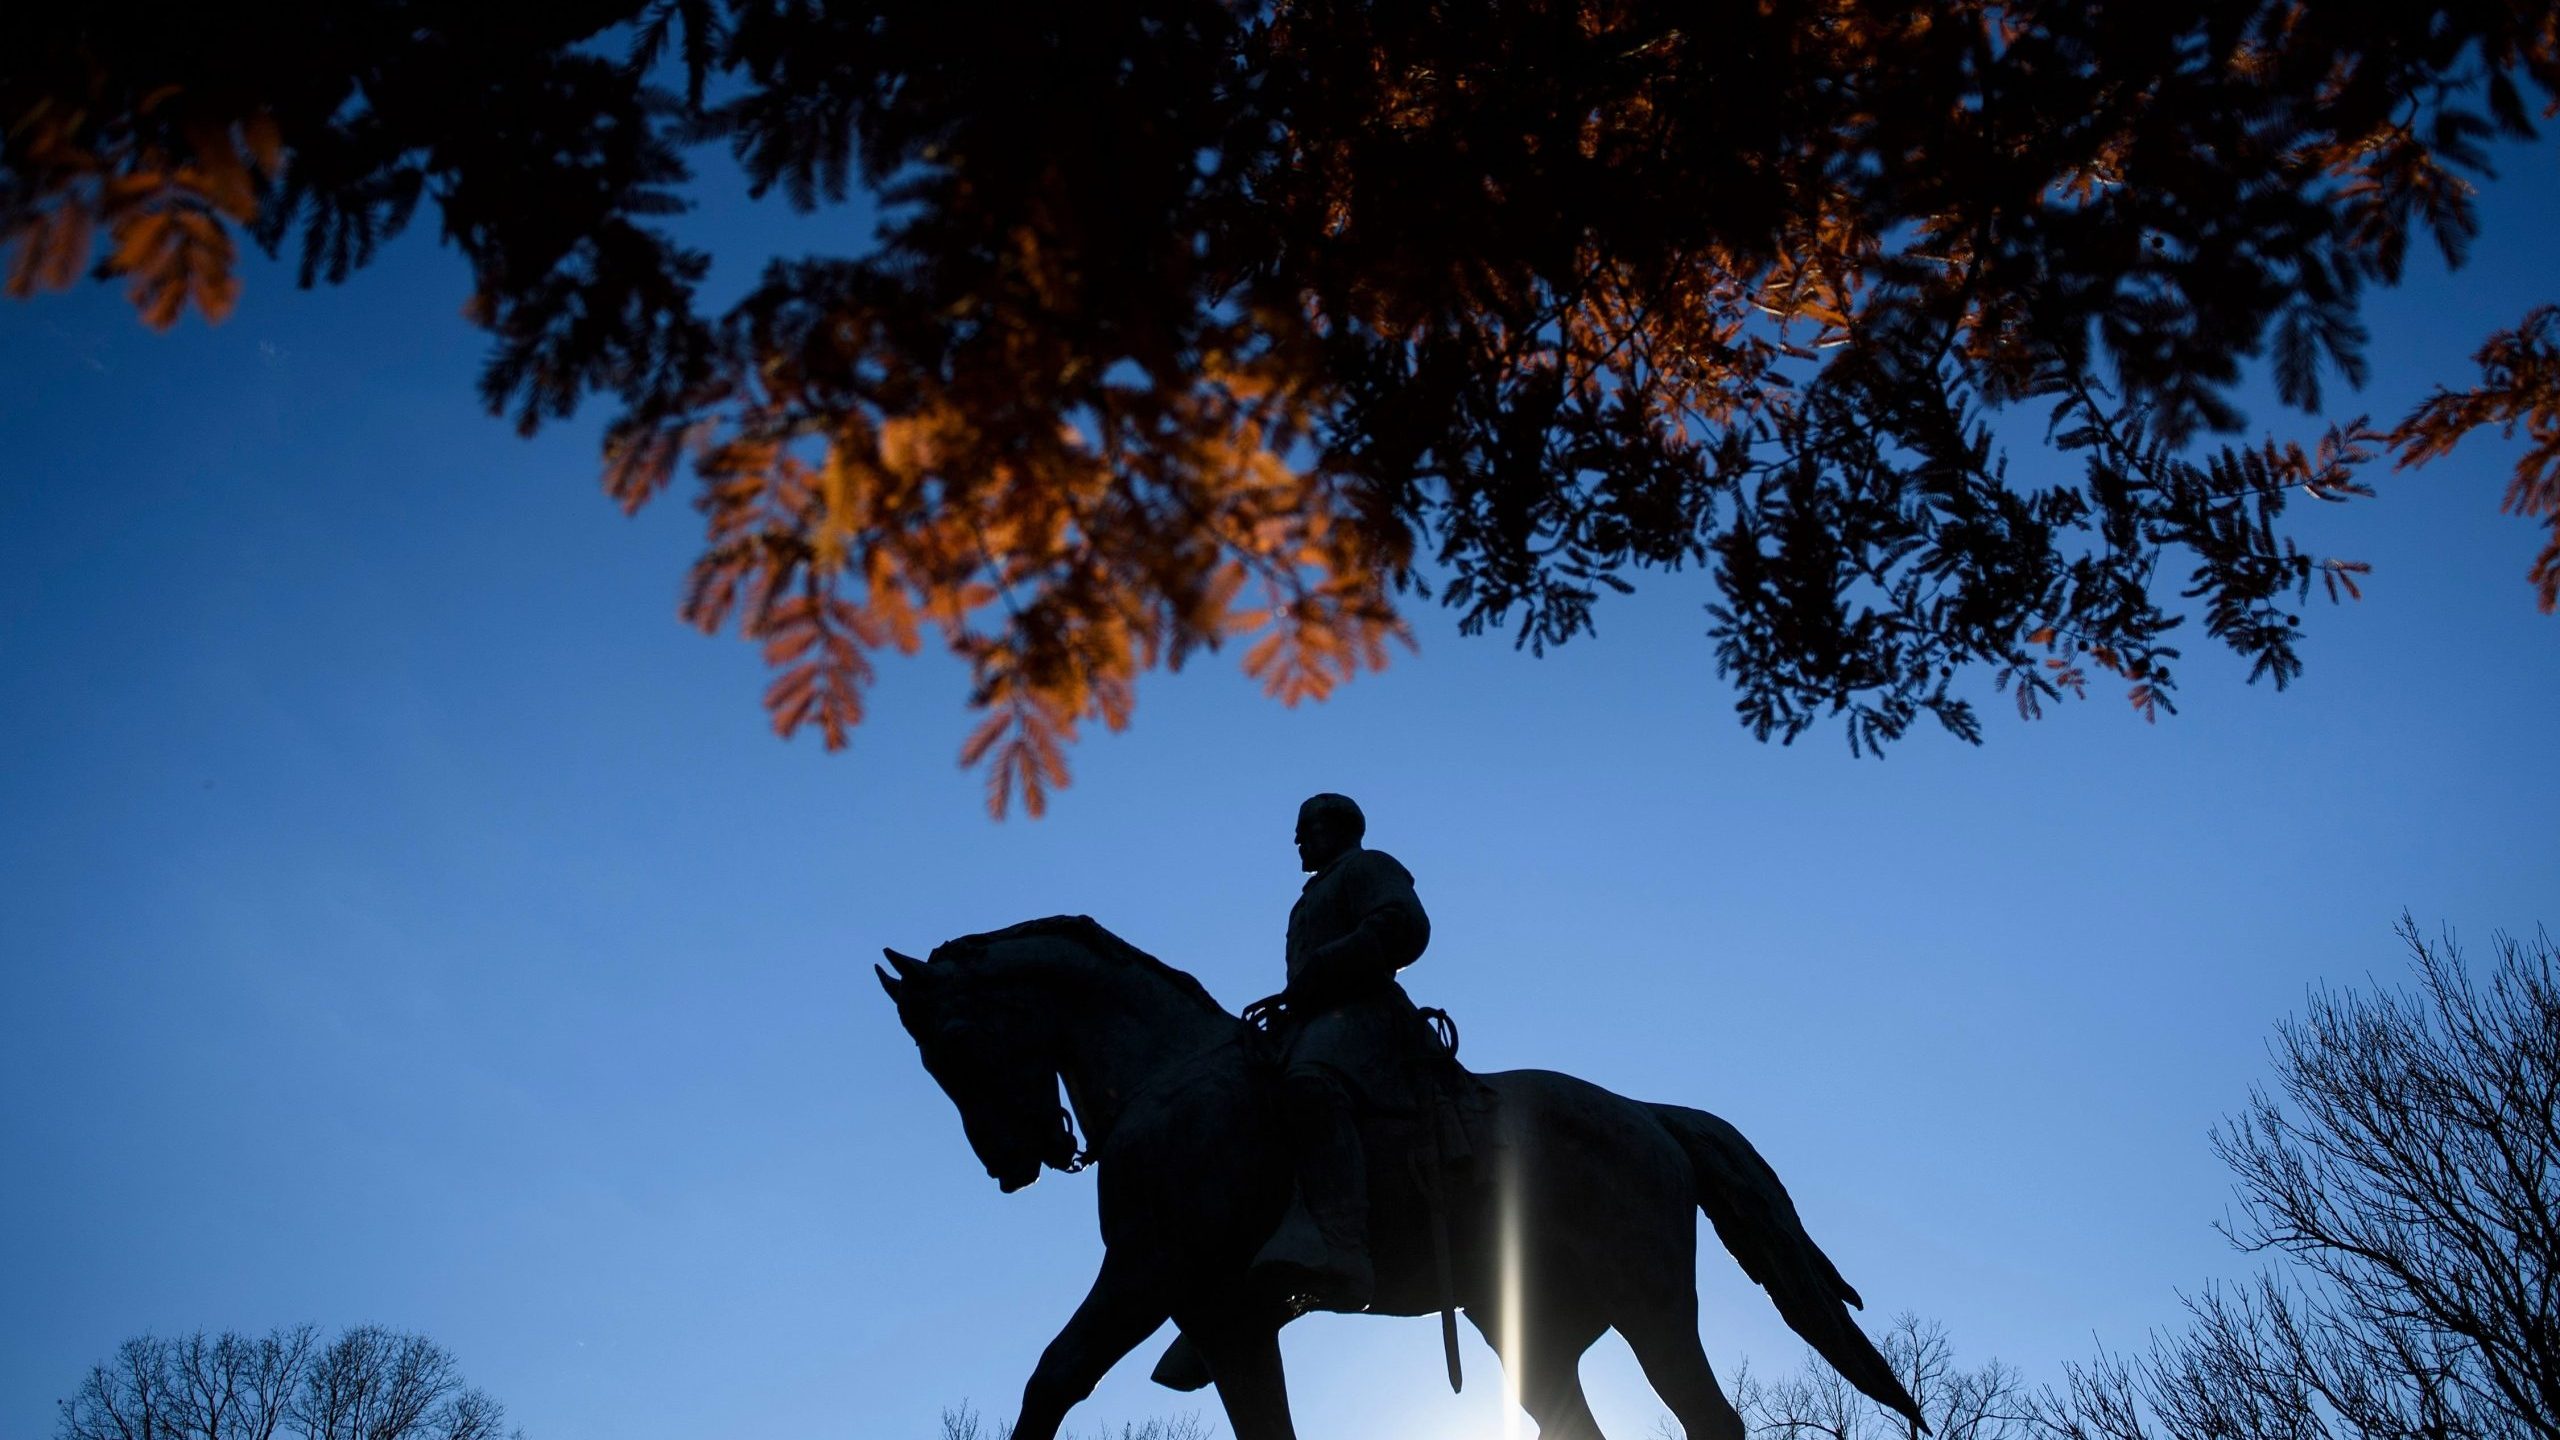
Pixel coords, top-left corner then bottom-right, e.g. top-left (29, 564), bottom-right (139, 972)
top-left (1251, 1249), bottom-right (1374, 1314)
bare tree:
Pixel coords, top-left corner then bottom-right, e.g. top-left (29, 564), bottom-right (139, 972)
top-left (1075, 1423), bottom-right (1216, 1440)
top-left (58, 1325), bottom-right (515, 1440)
top-left (1677, 1314), bottom-right (2030, 1440)
top-left (940, 1401), bottom-right (1214, 1440)
top-left (165, 1327), bottom-right (314, 1440)
top-left (2043, 920), bottom-right (2560, 1440)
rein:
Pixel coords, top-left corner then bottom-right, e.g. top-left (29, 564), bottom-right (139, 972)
top-left (1056, 1005), bottom-right (1456, 1171)
top-left (1056, 1028), bottom-right (1249, 1171)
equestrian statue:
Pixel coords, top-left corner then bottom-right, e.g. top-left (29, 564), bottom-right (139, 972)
top-left (875, 794), bottom-right (1925, 1440)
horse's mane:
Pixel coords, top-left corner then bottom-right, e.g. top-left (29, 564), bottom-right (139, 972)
top-left (928, 914), bottom-right (1231, 1019)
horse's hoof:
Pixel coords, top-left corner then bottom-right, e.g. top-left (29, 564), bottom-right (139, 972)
top-left (1150, 1334), bottom-right (1213, 1392)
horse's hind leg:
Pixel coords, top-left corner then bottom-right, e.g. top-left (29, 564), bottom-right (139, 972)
top-left (1468, 1309), bottom-right (1609, 1440)
top-left (1617, 1294), bottom-right (1745, 1440)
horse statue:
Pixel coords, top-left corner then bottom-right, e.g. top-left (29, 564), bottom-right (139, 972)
top-left (875, 915), bottom-right (1925, 1440)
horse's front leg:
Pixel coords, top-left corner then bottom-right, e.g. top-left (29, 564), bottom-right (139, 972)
top-left (1010, 1250), bottom-right (1172, 1440)
top-left (1176, 1303), bottom-right (1298, 1440)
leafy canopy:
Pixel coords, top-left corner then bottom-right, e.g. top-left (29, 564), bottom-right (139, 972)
top-left (7, 1), bottom-right (2556, 814)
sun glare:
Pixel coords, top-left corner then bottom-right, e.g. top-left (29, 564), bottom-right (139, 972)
top-left (1499, 1148), bottom-right (1524, 1440)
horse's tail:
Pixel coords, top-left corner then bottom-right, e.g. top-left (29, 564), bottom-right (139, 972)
top-left (1648, 1103), bottom-right (1928, 1434)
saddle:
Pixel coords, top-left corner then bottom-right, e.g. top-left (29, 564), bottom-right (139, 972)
top-left (1380, 1003), bottom-right (1493, 1169)
top-left (1264, 999), bottom-right (1492, 1386)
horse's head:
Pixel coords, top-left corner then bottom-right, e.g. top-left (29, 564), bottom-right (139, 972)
top-left (875, 946), bottom-right (1079, 1192)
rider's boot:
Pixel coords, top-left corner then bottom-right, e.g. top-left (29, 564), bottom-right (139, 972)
top-left (1252, 1071), bottom-right (1374, 1313)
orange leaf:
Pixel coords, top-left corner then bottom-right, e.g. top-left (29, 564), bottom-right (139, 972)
top-left (958, 710), bottom-right (1011, 768)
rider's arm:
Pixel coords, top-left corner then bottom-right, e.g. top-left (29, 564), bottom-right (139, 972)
top-left (1294, 853), bottom-right (1429, 1005)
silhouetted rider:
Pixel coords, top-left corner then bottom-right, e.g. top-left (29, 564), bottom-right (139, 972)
top-left (1241, 792), bottom-right (1429, 1312)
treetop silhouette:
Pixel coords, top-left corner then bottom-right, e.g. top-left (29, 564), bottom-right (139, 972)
top-left (8, 1), bottom-right (2555, 814)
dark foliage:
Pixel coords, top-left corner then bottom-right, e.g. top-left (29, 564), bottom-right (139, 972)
top-left (7, 2), bottom-right (2556, 811)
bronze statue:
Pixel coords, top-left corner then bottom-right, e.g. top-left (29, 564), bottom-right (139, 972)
top-left (877, 798), bottom-right (1925, 1440)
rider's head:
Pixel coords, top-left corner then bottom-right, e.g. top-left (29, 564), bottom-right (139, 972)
top-left (1294, 793), bottom-right (1365, 873)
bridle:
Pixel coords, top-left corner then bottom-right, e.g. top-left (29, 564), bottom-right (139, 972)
top-left (1055, 1104), bottom-right (1094, 1173)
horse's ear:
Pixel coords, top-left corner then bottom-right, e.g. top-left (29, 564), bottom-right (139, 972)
top-left (874, 963), bottom-right (903, 1004)
top-left (883, 947), bottom-right (932, 983)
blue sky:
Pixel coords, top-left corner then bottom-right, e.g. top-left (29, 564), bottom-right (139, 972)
top-left (3, 133), bottom-right (2555, 1440)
